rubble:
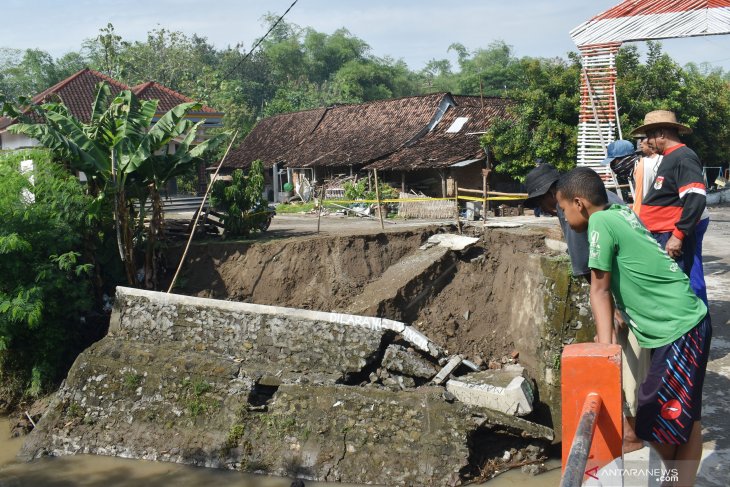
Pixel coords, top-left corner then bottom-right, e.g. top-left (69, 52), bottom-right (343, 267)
top-left (445, 367), bottom-right (535, 416)
top-left (381, 344), bottom-right (438, 380)
top-left (432, 355), bottom-right (463, 385)
top-left (422, 233), bottom-right (480, 251)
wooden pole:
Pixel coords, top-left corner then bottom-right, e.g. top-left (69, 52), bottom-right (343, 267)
top-left (482, 171), bottom-right (488, 228)
top-left (317, 183), bottom-right (323, 234)
top-left (454, 179), bottom-right (461, 234)
top-left (401, 171), bottom-right (406, 193)
top-left (374, 169), bottom-right (385, 230)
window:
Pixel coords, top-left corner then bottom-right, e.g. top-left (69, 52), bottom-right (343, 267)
top-left (446, 117), bottom-right (469, 133)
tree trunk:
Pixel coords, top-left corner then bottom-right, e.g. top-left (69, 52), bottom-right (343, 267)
top-left (117, 190), bottom-right (137, 286)
top-left (144, 184), bottom-right (164, 290)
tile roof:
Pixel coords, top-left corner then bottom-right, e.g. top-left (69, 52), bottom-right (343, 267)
top-left (224, 108), bottom-right (328, 170)
top-left (284, 93), bottom-right (450, 168)
top-left (365, 96), bottom-right (514, 171)
top-left (1, 69), bottom-right (222, 131)
top-left (131, 81), bottom-right (221, 114)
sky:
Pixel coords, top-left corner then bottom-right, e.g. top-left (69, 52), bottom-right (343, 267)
top-left (4, 0), bottom-right (730, 72)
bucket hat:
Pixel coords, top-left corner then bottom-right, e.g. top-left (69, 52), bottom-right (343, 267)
top-left (629, 110), bottom-right (692, 136)
top-left (601, 140), bottom-right (636, 166)
top-left (524, 163), bottom-right (560, 209)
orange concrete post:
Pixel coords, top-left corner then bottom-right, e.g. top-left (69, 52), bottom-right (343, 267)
top-left (561, 343), bottom-right (622, 485)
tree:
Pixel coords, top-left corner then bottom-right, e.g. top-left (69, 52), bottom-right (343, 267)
top-left (448, 41), bottom-right (522, 97)
top-left (482, 54), bottom-right (581, 179)
top-left (0, 149), bottom-right (94, 401)
top-left (616, 42), bottom-right (730, 165)
top-left (5, 82), bottom-right (227, 289)
top-left (0, 48), bottom-right (66, 101)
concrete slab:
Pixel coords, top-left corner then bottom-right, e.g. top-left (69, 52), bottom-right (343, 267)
top-left (432, 355), bottom-right (463, 385)
top-left (345, 244), bottom-right (456, 323)
top-left (425, 233), bottom-right (480, 250)
top-left (446, 369), bottom-right (534, 416)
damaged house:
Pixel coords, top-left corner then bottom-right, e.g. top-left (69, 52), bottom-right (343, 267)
top-left (223, 92), bottom-right (514, 202)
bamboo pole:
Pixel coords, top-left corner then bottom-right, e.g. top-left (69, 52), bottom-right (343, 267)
top-left (482, 172), bottom-right (488, 228)
top-left (167, 131), bottom-right (238, 294)
top-left (373, 169), bottom-right (385, 230)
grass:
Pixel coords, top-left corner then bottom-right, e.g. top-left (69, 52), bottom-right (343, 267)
top-left (275, 202), bottom-right (317, 213)
top-left (123, 373), bottom-right (143, 390)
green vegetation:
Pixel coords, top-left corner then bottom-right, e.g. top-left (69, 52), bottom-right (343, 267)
top-left (181, 378), bottom-right (216, 418)
top-left (123, 373), bottom-right (143, 390)
top-left (4, 84), bottom-right (227, 289)
top-left (0, 149), bottom-right (95, 403)
top-left (225, 423), bottom-right (246, 449)
top-left (210, 161), bottom-right (268, 236)
top-left (275, 202), bottom-right (316, 214)
top-left (343, 180), bottom-right (399, 201)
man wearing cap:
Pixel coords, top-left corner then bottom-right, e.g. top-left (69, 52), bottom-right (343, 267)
top-left (524, 161), bottom-right (645, 453)
top-left (630, 110), bottom-right (709, 306)
top-left (525, 162), bottom-right (624, 279)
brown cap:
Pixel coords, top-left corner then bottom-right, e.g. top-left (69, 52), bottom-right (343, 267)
top-left (630, 110), bottom-right (692, 136)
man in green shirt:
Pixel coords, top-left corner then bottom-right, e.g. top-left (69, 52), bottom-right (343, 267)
top-left (556, 167), bottom-right (711, 487)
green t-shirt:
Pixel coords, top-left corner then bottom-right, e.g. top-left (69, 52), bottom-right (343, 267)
top-left (587, 204), bottom-right (707, 348)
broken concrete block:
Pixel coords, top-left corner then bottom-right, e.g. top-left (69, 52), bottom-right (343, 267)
top-left (382, 345), bottom-right (438, 380)
top-left (426, 233), bottom-right (479, 251)
top-left (544, 238), bottom-right (568, 253)
top-left (401, 326), bottom-right (431, 355)
top-left (462, 359), bottom-right (479, 371)
top-left (445, 369), bottom-right (534, 416)
top-left (432, 355), bottom-right (463, 385)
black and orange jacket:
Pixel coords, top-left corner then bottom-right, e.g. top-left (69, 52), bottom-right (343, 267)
top-left (639, 144), bottom-right (706, 240)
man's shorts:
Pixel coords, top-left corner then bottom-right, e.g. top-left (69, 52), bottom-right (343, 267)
top-left (635, 315), bottom-right (712, 444)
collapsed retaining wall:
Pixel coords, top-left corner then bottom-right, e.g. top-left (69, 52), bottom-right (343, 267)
top-left (22, 226), bottom-right (593, 484)
top-left (175, 227), bottom-right (594, 436)
top-left (22, 287), bottom-right (552, 485)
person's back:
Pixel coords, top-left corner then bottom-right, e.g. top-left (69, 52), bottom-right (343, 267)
top-left (587, 204), bottom-right (706, 346)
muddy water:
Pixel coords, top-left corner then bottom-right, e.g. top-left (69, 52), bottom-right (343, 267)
top-left (0, 417), bottom-right (560, 486)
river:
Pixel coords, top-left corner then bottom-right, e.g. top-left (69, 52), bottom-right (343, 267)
top-left (0, 417), bottom-right (560, 486)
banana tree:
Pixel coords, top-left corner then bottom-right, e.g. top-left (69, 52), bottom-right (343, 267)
top-left (5, 82), bottom-right (227, 288)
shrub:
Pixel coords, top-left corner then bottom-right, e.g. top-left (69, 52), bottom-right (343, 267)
top-left (209, 160), bottom-right (268, 237)
top-left (0, 149), bottom-right (95, 404)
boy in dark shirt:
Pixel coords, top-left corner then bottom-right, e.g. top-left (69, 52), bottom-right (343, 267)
top-left (556, 167), bottom-right (711, 487)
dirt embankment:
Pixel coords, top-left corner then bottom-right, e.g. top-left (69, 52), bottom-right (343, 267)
top-left (413, 229), bottom-right (554, 362)
top-left (171, 228), bottom-right (439, 311)
top-left (171, 226), bottom-right (561, 366)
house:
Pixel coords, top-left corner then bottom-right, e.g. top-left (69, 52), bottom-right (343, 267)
top-left (223, 92), bottom-right (514, 201)
top-left (365, 95), bottom-right (514, 196)
top-left (0, 69), bottom-right (224, 194)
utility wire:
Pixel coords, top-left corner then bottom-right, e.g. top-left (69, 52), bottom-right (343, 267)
top-left (222, 0), bottom-right (300, 79)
